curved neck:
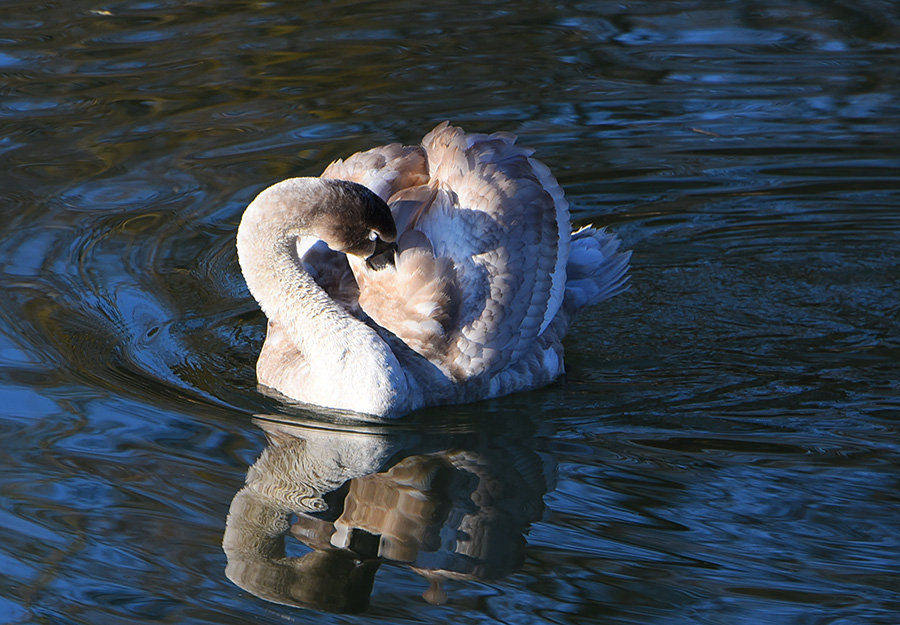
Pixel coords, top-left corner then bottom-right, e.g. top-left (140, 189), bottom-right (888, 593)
top-left (236, 180), bottom-right (412, 417)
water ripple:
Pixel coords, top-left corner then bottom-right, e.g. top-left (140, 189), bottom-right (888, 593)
top-left (1, 0), bottom-right (900, 622)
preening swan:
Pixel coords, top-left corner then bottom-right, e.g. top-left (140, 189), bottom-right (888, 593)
top-left (236, 123), bottom-right (630, 418)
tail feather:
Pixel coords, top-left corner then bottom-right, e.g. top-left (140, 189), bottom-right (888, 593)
top-left (564, 226), bottom-right (631, 313)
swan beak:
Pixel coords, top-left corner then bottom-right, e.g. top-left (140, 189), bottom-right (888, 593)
top-left (366, 238), bottom-right (398, 270)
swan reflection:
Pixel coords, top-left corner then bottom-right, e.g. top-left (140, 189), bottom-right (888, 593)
top-left (223, 415), bottom-right (555, 612)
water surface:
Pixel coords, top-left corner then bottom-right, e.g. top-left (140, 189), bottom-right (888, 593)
top-left (1, 1), bottom-right (899, 623)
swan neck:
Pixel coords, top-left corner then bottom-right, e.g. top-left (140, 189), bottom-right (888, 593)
top-left (237, 192), bottom-right (350, 336)
top-left (236, 181), bottom-right (413, 417)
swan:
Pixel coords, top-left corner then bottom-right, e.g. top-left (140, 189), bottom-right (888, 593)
top-left (236, 123), bottom-right (630, 418)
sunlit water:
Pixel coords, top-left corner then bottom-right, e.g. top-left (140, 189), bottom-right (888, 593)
top-left (1, 1), bottom-right (899, 623)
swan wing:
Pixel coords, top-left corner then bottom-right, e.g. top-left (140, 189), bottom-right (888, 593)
top-left (321, 143), bottom-right (428, 202)
top-left (414, 123), bottom-right (570, 379)
top-left (328, 124), bottom-right (570, 384)
top-left (350, 214), bottom-right (461, 367)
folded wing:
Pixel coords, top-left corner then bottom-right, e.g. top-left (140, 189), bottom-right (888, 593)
top-left (327, 123), bottom-right (569, 382)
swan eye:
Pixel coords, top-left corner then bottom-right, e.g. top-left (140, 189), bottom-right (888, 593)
top-left (368, 230), bottom-right (379, 242)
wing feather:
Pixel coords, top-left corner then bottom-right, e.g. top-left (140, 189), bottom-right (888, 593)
top-left (321, 143), bottom-right (428, 201)
top-left (414, 123), bottom-right (568, 378)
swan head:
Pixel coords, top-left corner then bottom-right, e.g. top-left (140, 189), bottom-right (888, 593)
top-left (242, 177), bottom-right (398, 268)
top-left (313, 178), bottom-right (398, 267)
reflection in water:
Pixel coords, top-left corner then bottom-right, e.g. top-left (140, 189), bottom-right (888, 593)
top-left (223, 416), bottom-right (554, 612)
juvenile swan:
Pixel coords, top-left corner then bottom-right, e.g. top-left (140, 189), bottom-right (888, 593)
top-left (237, 123), bottom-right (630, 418)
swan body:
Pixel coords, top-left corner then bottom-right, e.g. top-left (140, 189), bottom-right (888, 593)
top-left (237, 123), bottom-right (630, 418)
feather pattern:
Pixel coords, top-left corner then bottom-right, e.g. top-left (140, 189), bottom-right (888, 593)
top-left (341, 123), bottom-right (571, 381)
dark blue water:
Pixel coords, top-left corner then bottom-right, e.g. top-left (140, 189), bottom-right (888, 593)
top-left (1, 1), bottom-right (899, 623)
